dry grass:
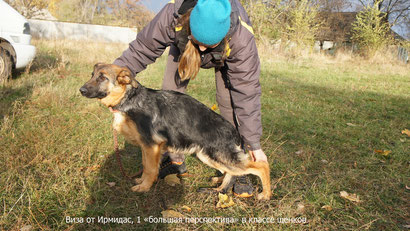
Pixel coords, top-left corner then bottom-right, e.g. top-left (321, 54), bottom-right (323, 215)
top-left (0, 39), bottom-right (409, 230)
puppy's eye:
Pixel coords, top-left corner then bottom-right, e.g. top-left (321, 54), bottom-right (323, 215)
top-left (97, 74), bottom-right (107, 82)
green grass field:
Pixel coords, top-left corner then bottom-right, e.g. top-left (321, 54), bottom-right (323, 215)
top-left (1, 39), bottom-right (409, 230)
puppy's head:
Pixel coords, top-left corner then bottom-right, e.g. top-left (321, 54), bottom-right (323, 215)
top-left (79, 63), bottom-right (134, 107)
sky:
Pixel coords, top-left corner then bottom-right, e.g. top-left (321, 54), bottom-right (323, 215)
top-left (140, 0), bottom-right (168, 14)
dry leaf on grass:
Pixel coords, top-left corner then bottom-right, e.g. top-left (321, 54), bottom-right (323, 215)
top-left (321, 205), bottom-right (333, 211)
top-left (295, 150), bottom-right (303, 155)
top-left (340, 191), bottom-right (361, 203)
top-left (401, 129), bottom-right (410, 137)
top-left (20, 225), bottom-right (33, 231)
top-left (374, 149), bottom-right (391, 157)
top-left (181, 205), bottom-right (192, 212)
top-left (106, 182), bottom-right (116, 187)
top-left (296, 203), bottom-right (305, 214)
top-left (161, 210), bottom-right (184, 218)
top-left (216, 193), bottom-right (235, 208)
top-left (164, 174), bottom-right (181, 186)
top-left (211, 104), bottom-right (218, 111)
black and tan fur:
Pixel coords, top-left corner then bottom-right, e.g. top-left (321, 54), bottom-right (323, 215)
top-left (79, 63), bottom-right (271, 200)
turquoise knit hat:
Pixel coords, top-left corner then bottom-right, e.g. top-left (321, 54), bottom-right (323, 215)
top-left (189, 0), bottom-right (232, 46)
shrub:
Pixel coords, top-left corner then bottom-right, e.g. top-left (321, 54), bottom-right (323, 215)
top-left (351, 0), bottom-right (392, 57)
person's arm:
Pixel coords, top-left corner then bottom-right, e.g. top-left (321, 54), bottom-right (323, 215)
top-left (113, 2), bottom-right (177, 77)
top-left (225, 18), bottom-right (262, 152)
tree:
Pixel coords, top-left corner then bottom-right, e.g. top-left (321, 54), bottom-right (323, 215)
top-left (240, 0), bottom-right (288, 41)
top-left (351, 0), bottom-right (392, 57)
top-left (5, 0), bottom-right (49, 18)
top-left (285, 0), bottom-right (321, 48)
top-left (357, 0), bottom-right (410, 25)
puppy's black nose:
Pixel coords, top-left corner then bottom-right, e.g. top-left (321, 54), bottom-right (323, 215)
top-left (79, 87), bottom-right (88, 96)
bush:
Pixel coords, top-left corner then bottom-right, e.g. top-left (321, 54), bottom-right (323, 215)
top-left (285, 0), bottom-right (320, 49)
top-left (351, 0), bottom-right (392, 57)
top-left (240, 0), bottom-right (285, 42)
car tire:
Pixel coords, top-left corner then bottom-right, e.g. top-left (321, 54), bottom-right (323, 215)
top-left (0, 47), bottom-right (13, 83)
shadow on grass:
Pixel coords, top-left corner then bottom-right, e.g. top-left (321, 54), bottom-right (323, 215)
top-left (76, 142), bottom-right (185, 230)
top-left (260, 75), bottom-right (409, 229)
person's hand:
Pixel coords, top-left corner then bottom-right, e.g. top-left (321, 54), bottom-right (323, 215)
top-left (248, 149), bottom-right (268, 163)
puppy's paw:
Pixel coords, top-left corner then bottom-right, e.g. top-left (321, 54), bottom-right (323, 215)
top-left (131, 184), bottom-right (151, 192)
top-left (257, 192), bottom-right (271, 200)
top-left (134, 177), bottom-right (144, 184)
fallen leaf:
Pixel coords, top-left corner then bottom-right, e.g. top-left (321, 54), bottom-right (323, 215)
top-left (346, 123), bottom-right (357, 127)
top-left (216, 193), bottom-right (235, 208)
top-left (340, 191), bottom-right (361, 203)
top-left (20, 225), bottom-right (33, 231)
top-left (295, 150), bottom-right (303, 155)
top-left (106, 182), bottom-right (116, 187)
top-left (211, 104), bottom-right (218, 111)
top-left (401, 129), bottom-right (410, 137)
top-left (374, 150), bottom-right (391, 157)
top-left (296, 203), bottom-right (305, 214)
top-left (89, 165), bottom-right (100, 171)
top-left (164, 174), bottom-right (181, 186)
top-left (321, 205), bottom-right (333, 211)
top-left (161, 210), bottom-right (184, 218)
top-left (181, 205), bottom-right (192, 212)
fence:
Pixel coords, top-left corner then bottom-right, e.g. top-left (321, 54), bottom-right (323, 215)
top-left (28, 19), bottom-right (138, 44)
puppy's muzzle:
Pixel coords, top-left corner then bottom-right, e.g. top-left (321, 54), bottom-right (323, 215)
top-left (79, 86), bottom-right (89, 96)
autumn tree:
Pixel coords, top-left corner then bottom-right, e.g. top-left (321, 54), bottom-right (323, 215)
top-left (285, 0), bottom-right (321, 48)
top-left (351, 0), bottom-right (392, 57)
top-left (4, 0), bottom-right (49, 18)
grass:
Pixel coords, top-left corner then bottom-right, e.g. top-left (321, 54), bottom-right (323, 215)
top-left (0, 39), bottom-right (409, 230)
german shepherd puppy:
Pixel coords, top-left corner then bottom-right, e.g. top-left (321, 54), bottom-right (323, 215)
top-left (79, 63), bottom-right (271, 200)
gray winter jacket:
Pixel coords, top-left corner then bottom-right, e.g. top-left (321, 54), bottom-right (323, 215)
top-left (114, 0), bottom-right (262, 151)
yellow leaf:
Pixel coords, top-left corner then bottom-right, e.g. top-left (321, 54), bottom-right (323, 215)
top-left (87, 165), bottom-right (100, 171)
top-left (340, 191), bottom-right (361, 203)
top-left (211, 104), bottom-right (218, 111)
top-left (401, 129), bottom-right (410, 137)
top-left (374, 149), bottom-right (391, 156)
top-left (161, 210), bottom-right (184, 218)
top-left (216, 193), bottom-right (235, 208)
top-left (164, 174), bottom-right (181, 186)
top-left (181, 205), bottom-right (191, 212)
top-left (321, 205), bottom-right (333, 211)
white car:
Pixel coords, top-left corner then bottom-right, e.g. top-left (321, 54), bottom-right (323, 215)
top-left (0, 0), bottom-right (36, 82)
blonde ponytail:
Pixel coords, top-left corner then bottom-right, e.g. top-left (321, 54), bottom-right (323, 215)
top-left (178, 40), bottom-right (201, 81)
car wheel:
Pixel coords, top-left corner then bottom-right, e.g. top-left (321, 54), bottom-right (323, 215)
top-left (0, 47), bottom-right (13, 83)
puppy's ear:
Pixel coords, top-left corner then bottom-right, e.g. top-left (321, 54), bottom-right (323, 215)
top-left (117, 67), bottom-right (132, 85)
top-left (93, 63), bottom-right (105, 71)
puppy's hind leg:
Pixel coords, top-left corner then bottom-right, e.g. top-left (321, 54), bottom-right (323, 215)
top-left (245, 161), bottom-right (271, 200)
top-left (215, 174), bottom-right (237, 194)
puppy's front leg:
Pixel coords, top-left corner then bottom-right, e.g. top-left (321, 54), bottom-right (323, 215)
top-left (134, 149), bottom-right (147, 184)
top-left (131, 144), bottom-right (161, 192)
